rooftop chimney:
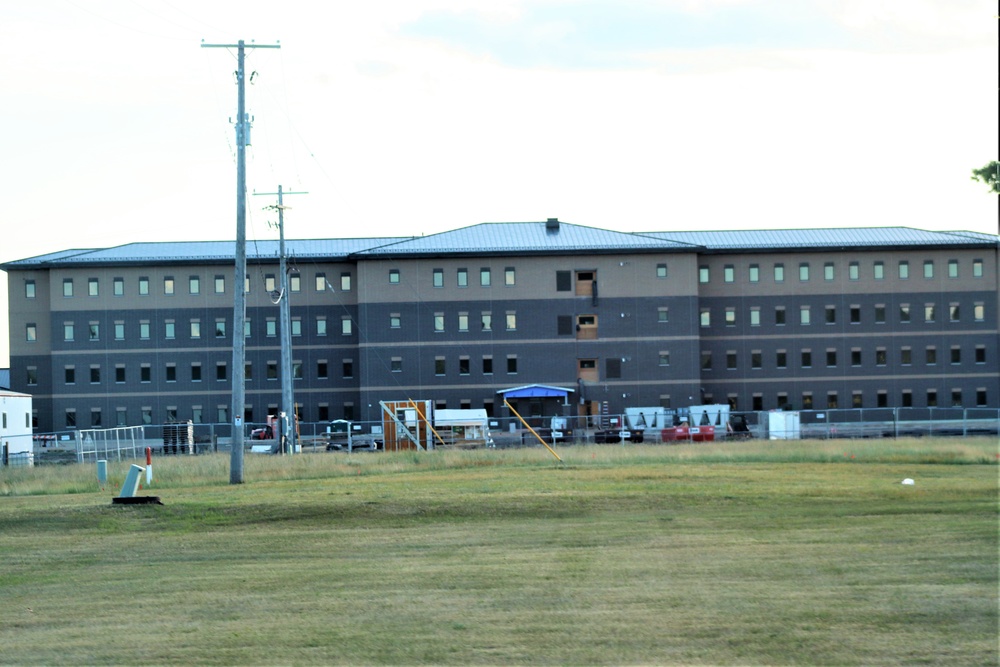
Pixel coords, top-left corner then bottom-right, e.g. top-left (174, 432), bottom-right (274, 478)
top-left (545, 217), bottom-right (560, 232)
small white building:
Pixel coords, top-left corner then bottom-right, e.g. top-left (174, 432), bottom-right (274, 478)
top-left (1, 390), bottom-right (34, 466)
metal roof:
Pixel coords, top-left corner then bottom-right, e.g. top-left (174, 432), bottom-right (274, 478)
top-left (643, 227), bottom-right (999, 250)
top-left (354, 220), bottom-right (694, 257)
top-left (496, 384), bottom-right (575, 398)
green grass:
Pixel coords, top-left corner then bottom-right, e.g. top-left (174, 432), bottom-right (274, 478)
top-left (1, 439), bottom-right (997, 665)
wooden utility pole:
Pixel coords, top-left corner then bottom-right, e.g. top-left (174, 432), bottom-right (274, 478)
top-left (255, 186), bottom-right (307, 454)
top-left (202, 39), bottom-right (280, 483)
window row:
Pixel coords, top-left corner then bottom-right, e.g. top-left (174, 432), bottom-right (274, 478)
top-left (698, 258), bottom-right (986, 284)
top-left (36, 358), bottom-right (360, 387)
top-left (715, 387), bottom-right (991, 412)
top-left (427, 267), bottom-right (516, 288)
top-left (40, 271), bottom-right (352, 299)
top-left (697, 302), bottom-right (987, 328)
top-left (27, 316), bottom-right (355, 343)
top-left (696, 344), bottom-right (988, 372)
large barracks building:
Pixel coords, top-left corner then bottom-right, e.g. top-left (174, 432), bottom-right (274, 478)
top-left (3, 219), bottom-right (998, 432)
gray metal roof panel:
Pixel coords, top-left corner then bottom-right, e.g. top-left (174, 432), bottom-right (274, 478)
top-left (645, 227), bottom-right (999, 250)
top-left (354, 221), bottom-right (693, 256)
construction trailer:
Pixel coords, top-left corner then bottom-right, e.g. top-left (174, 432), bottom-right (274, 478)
top-left (379, 401), bottom-right (496, 451)
top-left (1, 390), bottom-right (33, 467)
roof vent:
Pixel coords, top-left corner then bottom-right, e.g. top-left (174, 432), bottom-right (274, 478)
top-left (545, 217), bottom-right (560, 232)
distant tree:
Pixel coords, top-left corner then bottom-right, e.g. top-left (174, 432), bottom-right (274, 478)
top-left (971, 161), bottom-right (1000, 193)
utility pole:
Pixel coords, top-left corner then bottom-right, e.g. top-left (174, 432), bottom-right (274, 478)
top-left (202, 39), bottom-right (280, 484)
top-left (255, 186), bottom-right (307, 455)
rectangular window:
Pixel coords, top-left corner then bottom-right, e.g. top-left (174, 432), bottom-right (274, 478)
top-left (700, 351), bottom-right (712, 370)
top-left (191, 363), bottom-right (201, 382)
top-left (91, 409), bottom-right (102, 428)
top-left (898, 261), bottom-right (909, 280)
top-left (950, 346), bottom-right (961, 364)
top-left (700, 309), bottom-right (711, 327)
top-left (849, 306), bottom-right (860, 324)
top-left (776, 350), bottom-right (787, 368)
top-left (799, 263), bottom-right (810, 281)
top-left (266, 319), bottom-right (277, 337)
top-left (165, 320), bottom-right (176, 339)
top-left (698, 266), bottom-right (710, 283)
top-left (873, 261), bottom-right (884, 280)
top-left (899, 304), bottom-right (911, 323)
top-left (826, 349), bottom-right (837, 367)
top-left (216, 363), bottom-right (227, 381)
top-left (341, 360), bottom-right (353, 378)
top-left (775, 307), bottom-right (786, 326)
top-left (951, 389), bottom-right (962, 407)
top-left (974, 303), bottom-right (985, 321)
top-left (751, 350), bottom-right (762, 369)
top-left (482, 356), bottom-right (493, 374)
top-left (165, 364), bottom-right (176, 382)
top-left (87, 278), bottom-right (99, 296)
top-left (26, 366), bottom-right (37, 385)
top-left (244, 362), bottom-right (253, 381)
top-left (341, 317), bottom-right (352, 335)
top-left (926, 346), bottom-right (937, 365)
top-left (64, 323), bottom-right (74, 342)
top-left (976, 389), bottom-right (987, 406)
top-left (25, 279), bottom-right (36, 298)
top-left (190, 319), bottom-right (201, 339)
top-left (389, 314), bottom-right (400, 329)
top-left (877, 391), bottom-right (888, 408)
top-left (459, 357), bottom-right (470, 375)
top-left (975, 346), bottom-right (986, 364)
top-left (801, 349), bottom-right (812, 368)
top-left (389, 269), bottom-right (400, 284)
top-left (749, 307), bottom-right (760, 327)
top-left (825, 306), bottom-right (836, 324)
top-left (852, 391), bottom-right (863, 409)
top-left (659, 351), bottom-right (670, 366)
top-left (949, 303), bottom-right (960, 322)
top-left (314, 272), bottom-right (326, 292)
top-left (874, 305), bottom-right (886, 324)
top-left (244, 320), bottom-right (251, 338)
top-left (139, 277), bottom-right (149, 295)
top-left (317, 316), bottom-right (328, 336)
top-left (948, 259), bottom-right (958, 278)
top-left (291, 318), bottom-right (301, 336)
top-left (557, 315), bottom-right (573, 335)
top-left (851, 348), bottom-right (861, 366)
top-left (875, 347), bottom-right (887, 366)
top-left (926, 389), bottom-right (937, 408)
top-left (25, 323), bottom-right (36, 342)
top-left (316, 360), bottom-right (328, 379)
top-left (116, 408), bottom-right (128, 427)
top-left (88, 322), bottom-right (99, 341)
top-left (748, 264), bottom-right (759, 283)
top-left (800, 306), bottom-right (811, 325)
top-left (656, 263), bottom-right (667, 279)
top-left (115, 365), bottom-right (125, 383)
top-left (215, 319), bottom-right (227, 338)
top-left (481, 312), bottom-right (492, 332)
top-left (901, 390), bottom-right (912, 407)
top-left (434, 313), bottom-right (445, 332)
top-left (506, 356), bottom-right (517, 374)
top-left (265, 274), bottom-right (276, 292)
top-left (827, 392), bottom-right (838, 409)
top-left (457, 268), bottom-right (468, 287)
top-left (901, 347), bottom-right (912, 366)
top-left (923, 260), bottom-right (934, 279)
top-left (657, 307), bottom-right (669, 323)
top-left (723, 265), bottom-right (734, 283)
top-left (774, 263), bottom-right (785, 282)
top-left (289, 274), bottom-right (300, 292)
top-left (505, 311), bottom-right (517, 330)
top-left (848, 262), bottom-right (859, 281)
top-left (505, 267), bottom-right (515, 286)
top-left (606, 358), bottom-right (622, 379)
top-left (433, 268), bottom-right (444, 288)
top-left (556, 270), bottom-right (571, 292)
top-left (215, 275), bottom-right (226, 293)
top-left (924, 304), bottom-right (935, 323)
top-left (63, 278), bottom-right (74, 297)
top-left (458, 313), bottom-right (469, 332)
top-left (725, 307), bottom-right (736, 326)
top-left (140, 364), bottom-right (151, 383)
top-left (824, 262), bottom-right (834, 281)
top-left (164, 276), bottom-right (174, 295)
top-left (340, 273), bottom-right (351, 291)
top-left (435, 357), bottom-right (446, 376)
top-left (64, 366), bottom-right (75, 384)
top-left (480, 268), bottom-right (491, 287)
top-left (114, 321), bottom-right (125, 340)
top-left (973, 259), bottom-right (983, 277)
top-left (189, 275), bottom-right (200, 294)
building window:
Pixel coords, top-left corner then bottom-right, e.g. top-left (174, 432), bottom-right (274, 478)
top-left (827, 392), bottom-right (838, 409)
top-left (799, 306), bottom-right (811, 325)
top-left (433, 268), bottom-right (444, 288)
top-left (86, 322), bottom-right (99, 341)
top-left (801, 393), bottom-right (813, 410)
top-left (65, 366), bottom-right (75, 384)
top-left (973, 259), bottom-right (983, 277)
top-left (244, 320), bottom-right (251, 338)
top-left (949, 303), bottom-right (960, 322)
top-left (164, 276), bottom-right (174, 295)
top-left (63, 278), bottom-right (74, 297)
top-left (801, 349), bottom-right (812, 368)
top-left (340, 273), bottom-right (351, 291)
top-left (215, 319), bottom-right (226, 338)
top-left (851, 348), bottom-right (861, 366)
top-left (898, 261), bottom-right (909, 280)
top-left (66, 410), bottom-right (78, 428)
top-left (700, 309), bottom-right (711, 327)
top-left (458, 313), bottom-right (469, 332)
top-left (799, 263), bottom-right (810, 281)
top-left (975, 345), bottom-right (986, 364)
top-left (950, 346), bottom-right (961, 364)
top-left (849, 306), bottom-right (860, 324)
top-left (391, 357), bottom-right (402, 373)
top-left (698, 266), bottom-right (710, 283)
top-left (316, 360), bottom-right (328, 379)
top-left (773, 263), bottom-right (784, 282)
top-left (140, 364), bottom-right (151, 383)
top-left (434, 313), bottom-right (445, 332)
top-left (873, 261), bottom-right (884, 280)
top-left (115, 365), bottom-right (125, 383)
top-left (265, 274), bottom-right (276, 293)
top-left (317, 316), bottom-right (327, 336)
top-left (826, 349), bottom-right (837, 367)
top-left (725, 307), bottom-right (736, 326)
top-left (723, 265), bottom-right (734, 283)
top-left (852, 392), bottom-right (863, 408)
top-left (139, 277), bottom-right (149, 295)
top-left (924, 304), bottom-right (935, 323)
top-left (974, 303), bottom-right (985, 321)
top-left (776, 350), bottom-right (787, 369)
top-left (976, 389), bottom-right (987, 406)
top-left (215, 275), bottom-right (226, 293)
top-left (751, 350), bottom-right (762, 369)
top-left (700, 351), bottom-right (712, 371)
top-left (505, 311), bottom-right (517, 330)
top-left (25, 279), bottom-right (36, 298)
top-left (775, 307), bottom-right (786, 326)
top-left (874, 305), bottom-right (886, 324)
top-left (481, 312), bottom-right (492, 332)
top-left (26, 366), bottom-right (37, 385)
top-left (389, 269), bottom-right (400, 284)
top-left (64, 323), bottom-right (74, 342)
top-left (114, 321), bottom-right (125, 340)
top-left (189, 275), bottom-right (200, 294)
top-left (656, 263), bottom-right (667, 279)
top-left (190, 319), bottom-right (201, 339)
top-left (824, 263), bottom-right (835, 281)
top-left (459, 356), bottom-right (470, 375)
top-left (164, 320), bottom-right (175, 339)
top-left (875, 347), bottom-right (887, 366)
top-left (86, 278), bottom-right (99, 296)
top-left (926, 389), bottom-right (937, 407)
top-left (434, 357), bottom-right (446, 376)
top-left (657, 307), bottom-right (669, 323)
top-left (899, 304), bottom-right (911, 323)
top-left (216, 363), bottom-right (227, 381)
top-left (900, 347), bottom-right (912, 366)
top-left (266, 318), bottom-right (277, 337)
top-left (26, 323), bottom-right (36, 342)
top-left (901, 390), bottom-right (912, 407)
top-left (191, 363), bottom-right (202, 382)
top-left (480, 268), bottom-right (491, 287)
top-left (389, 314), bottom-right (401, 329)
top-left (948, 259), bottom-right (958, 278)
top-left (482, 356), bottom-right (493, 374)
top-left (292, 361), bottom-right (303, 380)
top-left (244, 363), bottom-right (253, 381)
top-left (848, 262), bottom-right (859, 281)
top-left (925, 346), bottom-right (937, 365)
top-left (289, 274), bottom-right (300, 292)
top-left (556, 270), bottom-right (571, 292)
top-left (457, 268), bottom-right (468, 287)
top-left (291, 318), bottom-right (301, 336)
top-left (877, 391), bottom-right (888, 408)
top-left (748, 264), bottom-right (759, 283)
top-left (659, 351), bottom-right (670, 366)
top-left (825, 306), bottom-right (836, 324)
top-left (342, 317), bottom-right (352, 335)
top-left (506, 356), bottom-right (517, 374)
top-left (923, 260), bottom-right (934, 279)
top-left (165, 364), bottom-right (176, 382)
top-left (505, 267), bottom-right (515, 286)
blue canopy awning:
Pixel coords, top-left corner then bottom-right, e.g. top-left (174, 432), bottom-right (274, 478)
top-left (496, 384), bottom-right (575, 399)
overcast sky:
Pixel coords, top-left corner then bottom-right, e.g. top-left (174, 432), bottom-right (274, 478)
top-left (1, 0), bottom-right (997, 367)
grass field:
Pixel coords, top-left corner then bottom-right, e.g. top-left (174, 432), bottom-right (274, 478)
top-left (1, 438), bottom-right (997, 666)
